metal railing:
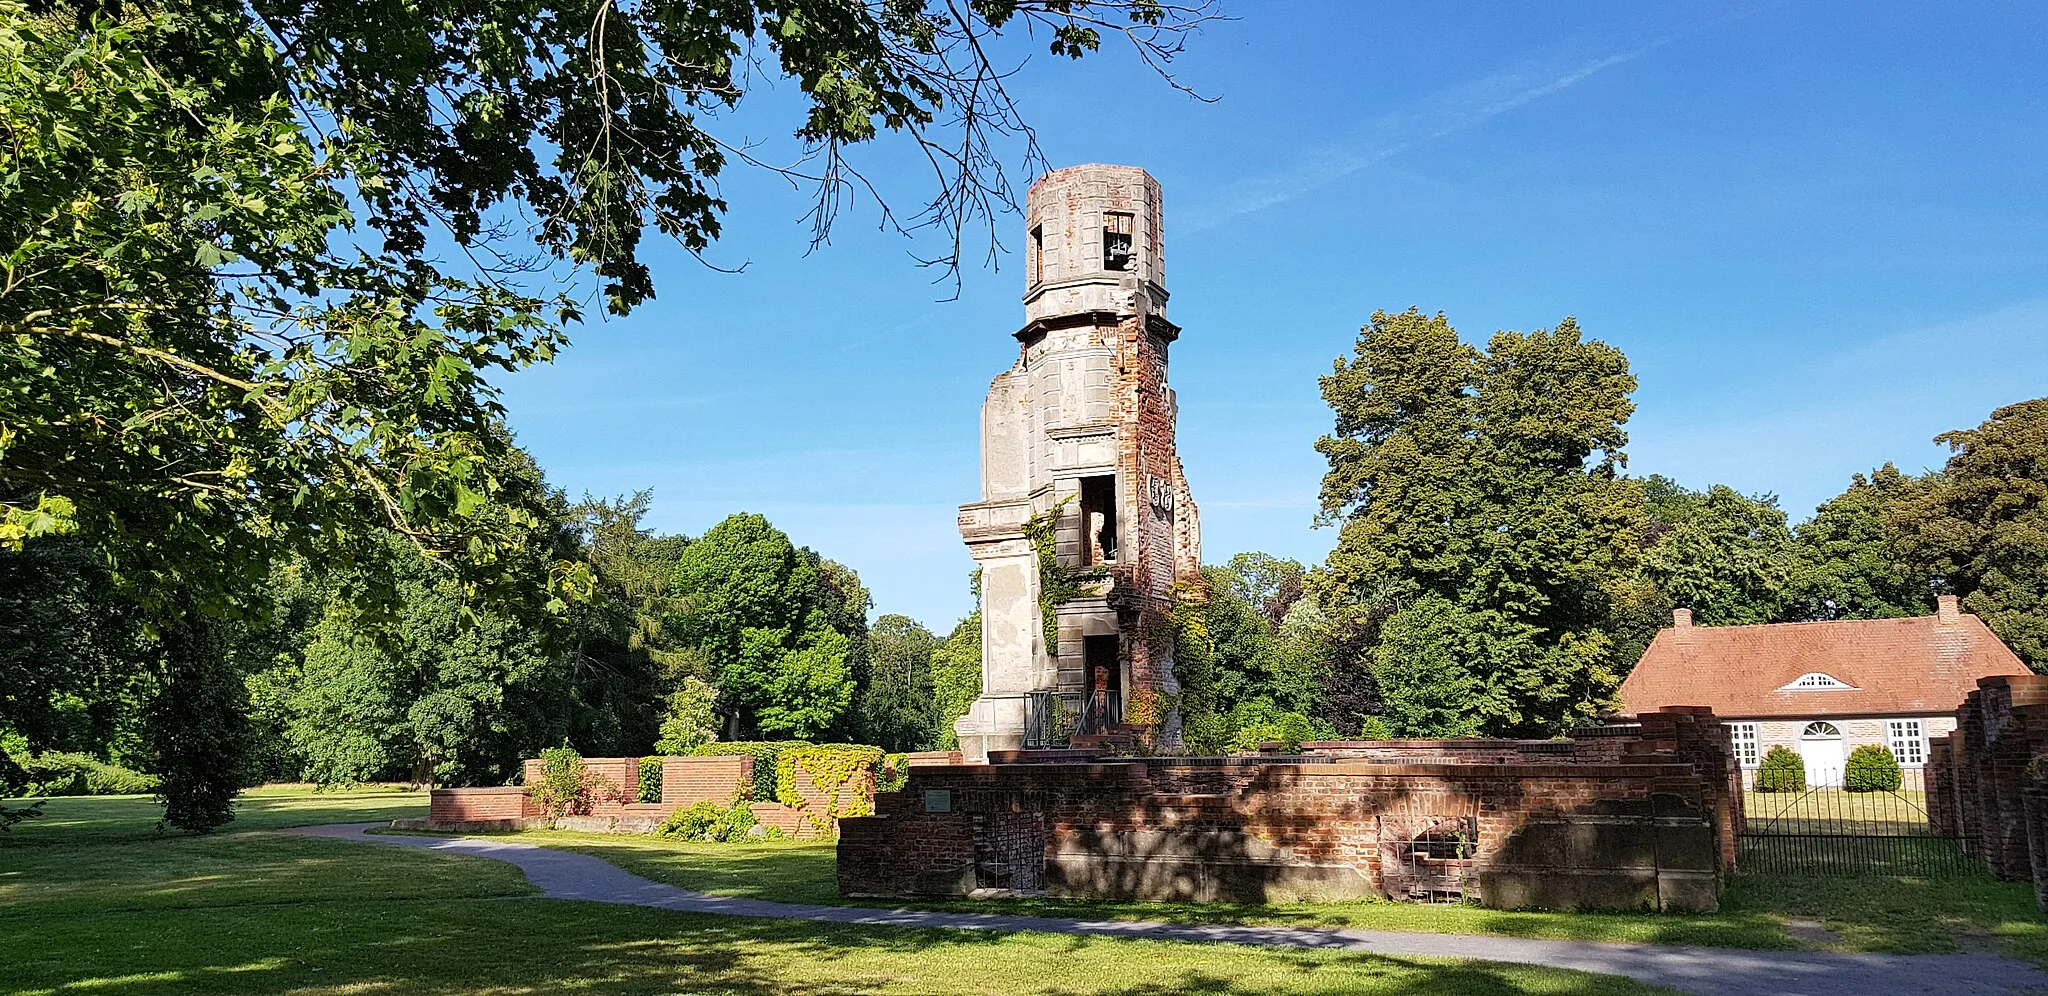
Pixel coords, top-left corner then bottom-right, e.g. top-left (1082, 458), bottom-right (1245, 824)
top-left (1022, 688), bottom-right (1127, 749)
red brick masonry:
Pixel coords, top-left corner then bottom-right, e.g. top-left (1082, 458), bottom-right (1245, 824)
top-left (1928, 674), bottom-right (2048, 908)
top-left (839, 708), bottom-right (1741, 911)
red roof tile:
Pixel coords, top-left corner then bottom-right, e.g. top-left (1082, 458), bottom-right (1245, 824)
top-left (1618, 611), bottom-right (2030, 719)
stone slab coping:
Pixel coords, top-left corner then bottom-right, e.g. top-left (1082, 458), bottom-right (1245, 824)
top-left (429, 786), bottom-right (528, 795)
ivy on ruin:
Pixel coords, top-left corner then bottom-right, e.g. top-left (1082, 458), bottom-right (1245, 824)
top-left (1022, 496), bottom-right (1110, 653)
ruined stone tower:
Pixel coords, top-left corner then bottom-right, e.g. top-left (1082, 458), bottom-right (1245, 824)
top-left (953, 164), bottom-right (1203, 762)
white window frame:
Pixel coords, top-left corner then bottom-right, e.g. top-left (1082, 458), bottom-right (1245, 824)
top-left (1888, 719), bottom-right (1926, 768)
top-left (1727, 722), bottom-right (1759, 768)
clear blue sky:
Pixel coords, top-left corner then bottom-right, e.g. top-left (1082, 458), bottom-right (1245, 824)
top-left (499, 1), bottom-right (2048, 630)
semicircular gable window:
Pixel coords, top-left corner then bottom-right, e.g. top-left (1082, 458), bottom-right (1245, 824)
top-left (1780, 672), bottom-right (1856, 691)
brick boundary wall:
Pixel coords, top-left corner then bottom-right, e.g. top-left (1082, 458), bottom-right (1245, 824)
top-left (429, 786), bottom-right (539, 823)
top-left (426, 754), bottom-right (874, 839)
top-left (1927, 674), bottom-right (2048, 905)
top-left (840, 707), bottom-right (1740, 911)
top-left (663, 755), bottom-right (752, 808)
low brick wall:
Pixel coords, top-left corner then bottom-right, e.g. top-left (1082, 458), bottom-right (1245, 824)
top-left (429, 786), bottom-right (539, 823)
top-left (839, 707), bottom-right (1740, 911)
top-left (663, 755), bottom-right (752, 808)
top-left (423, 753), bottom-right (878, 839)
top-left (520, 756), bottom-right (641, 815)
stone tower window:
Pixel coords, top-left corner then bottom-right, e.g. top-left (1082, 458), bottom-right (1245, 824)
top-left (1103, 212), bottom-right (1133, 271)
top-left (1030, 225), bottom-right (1044, 284)
top-left (1079, 475), bottom-right (1118, 564)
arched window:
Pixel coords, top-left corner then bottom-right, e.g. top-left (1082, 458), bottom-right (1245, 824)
top-left (1801, 721), bottom-right (1842, 738)
top-left (1781, 672), bottom-right (1855, 690)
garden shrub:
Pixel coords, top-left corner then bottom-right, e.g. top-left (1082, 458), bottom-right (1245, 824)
top-left (1356, 716), bottom-right (1395, 740)
top-left (655, 799), bottom-right (781, 842)
top-left (1844, 744), bottom-right (1903, 793)
top-left (637, 756), bottom-right (662, 804)
top-left (1756, 745), bottom-right (1806, 793)
top-left (528, 747), bottom-right (617, 817)
top-left (1223, 700), bottom-right (1336, 754)
top-left (777, 744), bottom-right (885, 818)
top-left (690, 741), bottom-right (809, 801)
top-left (17, 751), bottom-right (160, 796)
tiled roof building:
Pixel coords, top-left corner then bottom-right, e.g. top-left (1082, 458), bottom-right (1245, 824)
top-left (1617, 596), bottom-right (2030, 787)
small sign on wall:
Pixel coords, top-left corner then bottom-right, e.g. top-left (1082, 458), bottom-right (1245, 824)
top-left (922, 788), bottom-right (953, 814)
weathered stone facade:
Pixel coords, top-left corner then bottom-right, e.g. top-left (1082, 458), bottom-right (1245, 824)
top-left (953, 164), bottom-right (1202, 761)
top-left (846, 707), bottom-right (1742, 910)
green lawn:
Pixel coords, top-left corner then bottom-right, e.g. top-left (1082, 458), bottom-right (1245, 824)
top-left (2, 784), bottom-right (426, 847)
top-left (503, 826), bottom-right (2048, 962)
top-left (0, 793), bottom-right (1664, 996)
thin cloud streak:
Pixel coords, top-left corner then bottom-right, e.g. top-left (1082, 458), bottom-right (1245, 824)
top-left (1180, 34), bottom-right (1690, 232)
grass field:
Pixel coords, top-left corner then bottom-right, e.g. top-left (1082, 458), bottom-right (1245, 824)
top-left (0, 792), bottom-right (1665, 996)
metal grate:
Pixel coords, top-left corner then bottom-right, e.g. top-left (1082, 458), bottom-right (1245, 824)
top-left (1739, 771), bottom-right (1979, 877)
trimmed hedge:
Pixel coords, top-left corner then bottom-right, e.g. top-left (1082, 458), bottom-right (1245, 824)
top-left (690, 741), bottom-right (808, 801)
top-left (1756, 745), bottom-right (1806, 793)
top-left (17, 752), bottom-right (159, 796)
top-left (1844, 744), bottom-right (1903, 793)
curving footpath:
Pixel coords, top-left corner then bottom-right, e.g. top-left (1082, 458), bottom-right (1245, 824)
top-left (292, 823), bottom-right (2048, 996)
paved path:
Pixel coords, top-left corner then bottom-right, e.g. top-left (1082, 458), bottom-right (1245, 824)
top-left (292, 823), bottom-right (2048, 996)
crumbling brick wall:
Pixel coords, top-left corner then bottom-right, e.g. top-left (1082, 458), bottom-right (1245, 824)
top-left (1927, 675), bottom-right (2048, 893)
top-left (840, 709), bottom-right (1737, 911)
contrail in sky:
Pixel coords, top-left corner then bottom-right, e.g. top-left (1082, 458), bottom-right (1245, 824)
top-left (1178, 29), bottom-right (1700, 232)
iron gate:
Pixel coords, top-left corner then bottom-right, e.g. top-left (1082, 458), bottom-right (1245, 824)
top-left (1738, 770), bottom-right (1977, 876)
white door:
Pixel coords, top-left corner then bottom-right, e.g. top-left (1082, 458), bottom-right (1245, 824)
top-left (1799, 722), bottom-right (1845, 787)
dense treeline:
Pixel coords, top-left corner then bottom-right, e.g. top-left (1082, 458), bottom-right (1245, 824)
top-left (3, 482), bottom-right (992, 794)
top-left (1278, 308), bottom-right (2048, 740)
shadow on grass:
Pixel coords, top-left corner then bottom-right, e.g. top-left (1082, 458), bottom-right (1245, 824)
top-left (3, 897), bottom-right (1662, 996)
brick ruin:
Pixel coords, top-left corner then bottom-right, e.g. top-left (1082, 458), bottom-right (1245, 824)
top-left (1928, 674), bottom-right (2048, 907)
top-left (953, 164), bottom-right (1203, 762)
top-left (842, 707), bottom-right (1744, 910)
top-left (418, 752), bottom-right (917, 838)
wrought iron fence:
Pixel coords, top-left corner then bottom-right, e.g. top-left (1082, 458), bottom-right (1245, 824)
top-left (1022, 689), bottom-right (1127, 749)
top-left (1739, 769), bottom-right (1977, 876)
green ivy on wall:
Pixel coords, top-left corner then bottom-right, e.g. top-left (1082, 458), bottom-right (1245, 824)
top-left (1022, 496), bottom-right (1109, 653)
top-left (777, 743), bottom-right (885, 828)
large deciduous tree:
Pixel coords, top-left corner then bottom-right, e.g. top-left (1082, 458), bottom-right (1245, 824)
top-left (1900, 398), bottom-right (2048, 670)
top-left (2, 0), bottom-right (1208, 827)
top-left (666, 514), bottom-right (858, 739)
top-left (1639, 479), bottom-right (1797, 626)
top-left (1787, 464), bottom-right (1935, 621)
top-left (1314, 309), bottom-right (1642, 735)
top-left (860, 614), bottom-right (943, 752)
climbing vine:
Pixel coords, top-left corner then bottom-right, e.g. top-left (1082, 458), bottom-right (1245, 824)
top-left (777, 744), bottom-right (885, 827)
top-left (878, 753), bottom-right (911, 793)
top-left (1022, 496), bottom-right (1110, 652)
top-left (637, 756), bottom-right (663, 803)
